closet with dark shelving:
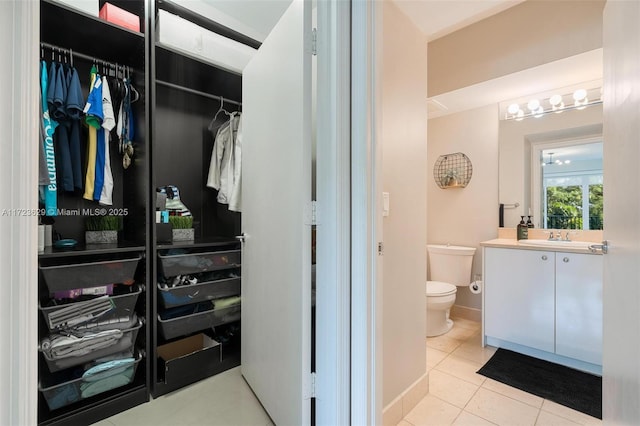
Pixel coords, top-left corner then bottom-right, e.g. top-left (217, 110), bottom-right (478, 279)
top-left (37, 0), bottom-right (264, 421)
top-left (149, 0), bottom-right (254, 397)
top-left (37, 0), bottom-right (150, 424)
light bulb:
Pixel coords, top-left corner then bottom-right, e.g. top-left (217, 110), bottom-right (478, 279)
top-left (549, 95), bottom-right (565, 112)
top-left (527, 99), bottom-right (540, 111)
top-left (549, 94), bottom-right (563, 106)
top-left (534, 106), bottom-right (544, 118)
top-left (573, 89), bottom-right (587, 102)
top-left (507, 103), bottom-right (520, 115)
top-left (515, 110), bottom-right (524, 121)
top-left (564, 160), bottom-right (571, 164)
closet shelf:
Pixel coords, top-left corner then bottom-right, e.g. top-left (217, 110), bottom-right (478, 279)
top-left (157, 0), bottom-right (261, 49)
top-left (38, 385), bottom-right (147, 426)
top-left (156, 236), bottom-right (240, 250)
top-left (38, 243), bottom-right (146, 259)
top-left (42, 0), bottom-right (145, 67)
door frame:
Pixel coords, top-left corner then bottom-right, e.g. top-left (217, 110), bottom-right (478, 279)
top-left (350, 0), bottom-right (383, 424)
top-left (8, 1), bottom-right (378, 425)
top-left (315, 1), bottom-right (352, 425)
top-left (0, 1), bottom-right (40, 425)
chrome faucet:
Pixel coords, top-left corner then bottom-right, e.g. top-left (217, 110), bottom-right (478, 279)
top-left (546, 231), bottom-right (562, 241)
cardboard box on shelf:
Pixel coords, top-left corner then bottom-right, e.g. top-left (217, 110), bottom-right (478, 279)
top-left (99, 2), bottom-right (141, 33)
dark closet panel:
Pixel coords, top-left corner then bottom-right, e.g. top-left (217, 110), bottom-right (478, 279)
top-left (38, 1), bottom-right (151, 424)
top-left (41, 0), bottom-right (145, 67)
top-left (156, 46), bottom-right (243, 103)
top-left (154, 85), bottom-right (241, 238)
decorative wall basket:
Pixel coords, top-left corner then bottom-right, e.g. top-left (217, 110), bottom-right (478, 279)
top-left (434, 152), bottom-right (473, 189)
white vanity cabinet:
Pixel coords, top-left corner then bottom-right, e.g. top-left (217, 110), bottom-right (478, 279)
top-left (484, 248), bottom-right (555, 353)
top-left (555, 252), bottom-right (603, 365)
top-left (483, 245), bottom-right (603, 370)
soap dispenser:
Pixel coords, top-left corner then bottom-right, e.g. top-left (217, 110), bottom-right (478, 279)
top-left (526, 216), bottom-right (534, 228)
top-left (517, 216), bottom-right (529, 240)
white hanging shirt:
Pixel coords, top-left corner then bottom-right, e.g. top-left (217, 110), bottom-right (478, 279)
top-left (99, 77), bottom-right (116, 206)
top-left (207, 113), bottom-right (242, 212)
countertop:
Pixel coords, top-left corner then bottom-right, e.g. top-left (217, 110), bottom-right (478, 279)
top-left (480, 238), bottom-right (602, 255)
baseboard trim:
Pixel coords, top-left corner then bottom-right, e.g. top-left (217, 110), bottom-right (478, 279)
top-left (382, 372), bottom-right (429, 426)
top-left (451, 305), bottom-right (481, 323)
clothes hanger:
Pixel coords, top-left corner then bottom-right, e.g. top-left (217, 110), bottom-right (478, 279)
top-left (208, 97), bottom-right (232, 130)
top-left (122, 67), bottom-right (139, 103)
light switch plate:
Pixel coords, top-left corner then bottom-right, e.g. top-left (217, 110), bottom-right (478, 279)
top-left (383, 192), bottom-right (390, 217)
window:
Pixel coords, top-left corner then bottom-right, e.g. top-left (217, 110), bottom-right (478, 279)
top-left (539, 141), bottom-right (603, 230)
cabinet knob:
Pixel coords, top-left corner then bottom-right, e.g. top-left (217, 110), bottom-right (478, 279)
top-left (563, 257), bottom-right (569, 263)
top-left (541, 255), bottom-right (548, 260)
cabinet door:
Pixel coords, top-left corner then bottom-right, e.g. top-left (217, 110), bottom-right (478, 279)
top-left (556, 253), bottom-right (603, 365)
top-left (484, 248), bottom-right (555, 352)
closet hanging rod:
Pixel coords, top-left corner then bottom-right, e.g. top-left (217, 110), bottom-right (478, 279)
top-left (40, 42), bottom-right (132, 72)
top-left (156, 79), bottom-right (242, 106)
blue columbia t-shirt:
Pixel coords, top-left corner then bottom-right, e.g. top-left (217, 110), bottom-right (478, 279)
top-left (41, 61), bottom-right (57, 216)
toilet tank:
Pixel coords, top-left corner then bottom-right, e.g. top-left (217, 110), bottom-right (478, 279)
top-left (427, 244), bottom-right (476, 287)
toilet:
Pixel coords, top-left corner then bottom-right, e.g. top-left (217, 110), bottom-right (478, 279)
top-left (426, 244), bottom-right (476, 337)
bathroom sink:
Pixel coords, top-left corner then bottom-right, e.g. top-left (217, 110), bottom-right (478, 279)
top-left (518, 239), bottom-right (595, 250)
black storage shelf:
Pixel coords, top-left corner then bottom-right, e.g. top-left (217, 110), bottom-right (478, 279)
top-left (39, 284), bottom-right (142, 331)
top-left (157, 236), bottom-right (240, 250)
top-left (38, 0), bottom-right (151, 423)
top-left (158, 249), bottom-right (240, 277)
top-left (39, 351), bottom-right (143, 411)
top-left (38, 383), bottom-right (147, 426)
top-left (40, 319), bottom-right (143, 373)
top-left (158, 303), bottom-right (240, 340)
top-left (158, 277), bottom-right (240, 309)
top-left (39, 255), bottom-right (142, 293)
top-left (149, 0), bottom-right (242, 399)
top-left (38, 242), bottom-right (146, 259)
top-left (42, 0), bottom-right (145, 67)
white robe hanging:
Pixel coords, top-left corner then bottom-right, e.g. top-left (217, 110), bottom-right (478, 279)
top-left (207, 113), bottom-right (242, 212)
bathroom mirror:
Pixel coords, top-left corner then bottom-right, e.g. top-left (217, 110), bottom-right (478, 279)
top-left (498, 103), bottom-right (604, 229)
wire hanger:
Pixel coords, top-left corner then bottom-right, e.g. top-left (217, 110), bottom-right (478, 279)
top-left (208, 96), bottom-right (232, 130)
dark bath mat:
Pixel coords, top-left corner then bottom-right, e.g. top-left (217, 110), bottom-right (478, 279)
top-left (477, 348), bottom-right (602, 419)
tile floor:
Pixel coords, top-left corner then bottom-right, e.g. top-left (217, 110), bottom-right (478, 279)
top-left (400, 317), bottom-right (603, 426)
top-left (93, 367), bottom-right (273, 426)
top-left (94, 317), bottom-right (602, 426)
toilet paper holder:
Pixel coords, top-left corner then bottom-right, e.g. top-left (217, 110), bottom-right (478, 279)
top-left (469, 280), bottom-right (483, 294)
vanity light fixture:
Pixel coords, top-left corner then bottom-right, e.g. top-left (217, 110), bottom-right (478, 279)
top-left (549, 94), bottom-right (564, 112)
top-left (573, 88), bottom-right (588, 109)
top-left (502, 86), bottom-right (601, 121)
top-left (541, 152), bottom-right (571, 167)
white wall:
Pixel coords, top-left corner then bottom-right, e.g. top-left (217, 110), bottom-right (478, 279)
top-left (381, 0), bottom-right (428, 407)
top-left (427, 105), bottom-right (499, 310)
top-left (427, 0), bottom-right (604, 97)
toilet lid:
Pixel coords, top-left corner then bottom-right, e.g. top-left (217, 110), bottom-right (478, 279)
top-left (426, 281), bottom-right (457, 296)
